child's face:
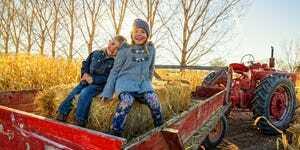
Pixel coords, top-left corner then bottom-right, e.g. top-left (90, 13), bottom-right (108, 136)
top-left (107, 39), bottom-right (120, 56)
top-left (132, 27), bottom-right (148, 45)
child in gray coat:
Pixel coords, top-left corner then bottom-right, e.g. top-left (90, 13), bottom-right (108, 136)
top-left (101, 19), bottom-right (164, 136)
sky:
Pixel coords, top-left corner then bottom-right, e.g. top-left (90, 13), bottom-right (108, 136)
top-left (216, 0), bottom-right (300, 64)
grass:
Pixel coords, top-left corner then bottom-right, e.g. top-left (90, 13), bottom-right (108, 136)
top-left (0, 54), bottom-right (81, 91)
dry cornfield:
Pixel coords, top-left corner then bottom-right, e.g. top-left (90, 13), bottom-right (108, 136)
top-left (0, 54), bottom-right (81, 91)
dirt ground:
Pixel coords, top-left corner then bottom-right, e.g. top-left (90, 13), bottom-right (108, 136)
top-left (217, 111), bottom-right (278, 150)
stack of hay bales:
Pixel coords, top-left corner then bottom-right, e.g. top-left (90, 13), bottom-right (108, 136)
top-left (35, 80), bottom-right (192, 139)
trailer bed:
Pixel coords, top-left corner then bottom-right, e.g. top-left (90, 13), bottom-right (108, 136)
top-left (0, 86), bottom-right (228, 150)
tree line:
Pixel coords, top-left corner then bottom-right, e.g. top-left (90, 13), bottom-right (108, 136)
top-left (0, 0), bottom-right (246, 66)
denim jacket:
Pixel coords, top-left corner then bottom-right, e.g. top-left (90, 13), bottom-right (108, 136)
top-left (101, 42), bottom-right (156, 99)
top-left (81, 49), bottom-right (114, 85)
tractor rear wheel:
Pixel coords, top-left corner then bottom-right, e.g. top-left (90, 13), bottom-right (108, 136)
top-left (202, 116), bottom-right (228, 149)
top-left (253, 75), bottom-right (296, 135)
top-left (202, 69), bottom-right (227, 87)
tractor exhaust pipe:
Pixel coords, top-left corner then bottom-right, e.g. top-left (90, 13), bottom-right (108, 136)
top-left (269, 46), bottom-right (275, 68)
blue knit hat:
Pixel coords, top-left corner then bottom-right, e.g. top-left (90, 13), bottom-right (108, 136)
top-left (133, 18), bottom-right (150, 37)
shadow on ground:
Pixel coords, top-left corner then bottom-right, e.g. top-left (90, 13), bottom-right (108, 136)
top-left (217, 111), bottom-right (278, 150)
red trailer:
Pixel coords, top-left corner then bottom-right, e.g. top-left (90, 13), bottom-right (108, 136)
top-left (0, 66), bottom-right (231, 150)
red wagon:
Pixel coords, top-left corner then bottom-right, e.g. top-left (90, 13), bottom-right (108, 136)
top-left (0, 66), bottom-right (231, 150)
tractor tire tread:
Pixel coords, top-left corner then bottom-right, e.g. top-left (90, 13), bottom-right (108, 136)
top-left (252, 74), bottom-right (296, 135)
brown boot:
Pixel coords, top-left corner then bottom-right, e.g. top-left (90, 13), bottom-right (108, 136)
top-left (75, 119), bottom-right (86, 127)
top-left (105, 130), bottom-right (122, 137)
top-left (56, 113), bottom-right (67, 122)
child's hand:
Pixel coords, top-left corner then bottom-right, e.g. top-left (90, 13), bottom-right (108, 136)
top-left (81, 73), bottom-right (89, 81)
top-left (86, 75), bottom-right (93, 84)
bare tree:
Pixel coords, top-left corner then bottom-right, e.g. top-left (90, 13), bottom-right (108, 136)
top-left (79, 0), bottom-right (104, 54)
top-left (0, 0), bottom-right (247, 64)
top-left (10, 1), bottom-right (24, 53)
top-left (61, 0), bottom-right (77, 59)
top-left (21, 0), bottom-right (36, 54)
top-left (163, 0), bottom-right (242, 68)
top-left (209, 57), bottom-right (227, 66)
top-left (0, 0), bottom-right (13, 53)
top-left (31, 0), bottom-right (53, 55)
top-left (279, 40), bottom-right (300, 72)
top-left (47, 0), bottom-right (62, 58)
top-left (107, 0), bottom-right (128, 35)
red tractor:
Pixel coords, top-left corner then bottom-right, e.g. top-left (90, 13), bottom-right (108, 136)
top-left (200, 47), bottom-right (297, 135)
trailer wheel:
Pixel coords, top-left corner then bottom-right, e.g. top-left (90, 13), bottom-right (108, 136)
top-left (203, 115), bottom-right (228, 149)
top-left (253, 75), bottom-right (296, 135)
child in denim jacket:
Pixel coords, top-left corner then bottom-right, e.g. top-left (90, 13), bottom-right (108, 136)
top-left (57, 36), bottom-right (126, 127)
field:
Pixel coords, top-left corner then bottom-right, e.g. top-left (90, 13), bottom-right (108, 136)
top-left (0, 54), bottom-right (81, 91)
top-left (1, 53), bottom-right (300, 149)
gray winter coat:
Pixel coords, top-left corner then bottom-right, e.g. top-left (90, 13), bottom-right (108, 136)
top-left (100, 42), bottom-right (156, 99)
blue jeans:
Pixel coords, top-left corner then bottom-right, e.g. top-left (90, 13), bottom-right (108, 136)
top-left (58, 83), bottom-right (102, 122)
top-left (112, 91), bottom-right (164, 133)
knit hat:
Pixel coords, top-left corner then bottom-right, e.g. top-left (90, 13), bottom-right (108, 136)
top-left (133, 18), bottom-right (150, 37)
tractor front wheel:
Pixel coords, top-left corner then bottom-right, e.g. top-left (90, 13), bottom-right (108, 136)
top-left (202, 115), bottom-right (228, 149)
top-left (253, 75), bottom-right (296, 135)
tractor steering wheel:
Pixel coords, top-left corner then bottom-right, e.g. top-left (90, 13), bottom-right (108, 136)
top-left (240, 54), bottom-right (255, 66)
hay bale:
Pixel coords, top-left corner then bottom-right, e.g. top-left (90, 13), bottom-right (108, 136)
top-left (35, 80), bottom-right (192, 139)
top-left (35, 84), bottom-right (76, 117)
